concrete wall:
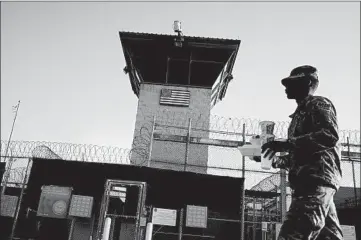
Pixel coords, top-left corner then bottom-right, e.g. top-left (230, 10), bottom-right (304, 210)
top-left (130, 83), bottom-right (211, 174)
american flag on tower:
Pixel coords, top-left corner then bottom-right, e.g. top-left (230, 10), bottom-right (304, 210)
top-left (159, 89), bottom-right (190, 107)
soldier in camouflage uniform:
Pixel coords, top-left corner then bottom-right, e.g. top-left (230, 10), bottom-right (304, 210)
top-left (261, 65), bottom-right (343, 240)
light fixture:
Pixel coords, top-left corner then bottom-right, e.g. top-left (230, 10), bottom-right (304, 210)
top-left (173, 20), bottom-right (184, 47)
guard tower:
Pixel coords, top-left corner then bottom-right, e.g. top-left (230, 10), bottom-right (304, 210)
top-left (119, 22), bottom-right (240, 173)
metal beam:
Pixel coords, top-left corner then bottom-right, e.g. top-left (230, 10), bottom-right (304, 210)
top-left (187, 42), bottom-right (239, 50)
top-left (190, 59), bottom-right (225, 65)
top-left (152, 133), bottom-right (360, 159)
top-left (190, 137), bottom-right (242, 147)
top-left (153, 133), bottom-right (187, 143)
top-left (153, 133), bottom-right (244, 147)
top-left (341, 151), bottom-right (360, 159)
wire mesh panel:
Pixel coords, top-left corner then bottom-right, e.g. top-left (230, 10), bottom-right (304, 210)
top-left (96, 180), bottom-right (147, 240)
top-left (152, 209), bottom-right (243, 240)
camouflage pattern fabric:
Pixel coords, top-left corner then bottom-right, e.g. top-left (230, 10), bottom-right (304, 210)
top-left (273, 95), bottom-right (344, 239)
top-left (278, 186), bottom-right (343, 240)
top-left (273, 95), bottom-right (342, 190)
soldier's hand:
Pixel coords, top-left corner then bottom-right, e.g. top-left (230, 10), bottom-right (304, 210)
top-left (262, 148), bottom-right (277, 159)
top-left (272, 156), bottom-right (283, 169)
top-left (261, 139), bottom-right (293, 156)
top-left (271, 155), bottom-right (290, 169)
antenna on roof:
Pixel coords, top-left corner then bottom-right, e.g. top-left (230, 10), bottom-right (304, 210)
top-left (173, 20), bottom-right (184, 47)
top-left (173, 20), bottom-right (182, 34)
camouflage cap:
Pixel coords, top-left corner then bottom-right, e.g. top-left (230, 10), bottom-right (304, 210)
top-left (281, 65), bottom-right (319, 86)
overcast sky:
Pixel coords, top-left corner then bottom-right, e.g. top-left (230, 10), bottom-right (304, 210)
top-left (1, 2), bottom-right (360, 148)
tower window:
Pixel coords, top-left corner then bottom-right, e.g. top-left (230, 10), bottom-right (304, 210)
top-left (167, 58), bottom-right (190, 85)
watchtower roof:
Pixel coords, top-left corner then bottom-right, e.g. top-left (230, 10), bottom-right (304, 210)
top-left (119, 31), bottom-right (241, 103)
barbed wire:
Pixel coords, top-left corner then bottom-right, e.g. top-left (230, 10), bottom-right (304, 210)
top-left (32, 145), bottom-right (63, 160)
top-left (132, 110), bottom-right (360, 192)
top-left (0, 139), bottom-right (359, 192)
top-left (130, 122), bottom-right (154, 166)
top-left (1, 112), bottom-right (359, 192)
top-left (0, 140), bottom-right (131, 164)
top-left (136, 108), bottom-right (360, 146)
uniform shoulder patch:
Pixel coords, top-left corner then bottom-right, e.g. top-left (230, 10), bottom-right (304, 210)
top-left (313, 99), bottom-right (332, 112)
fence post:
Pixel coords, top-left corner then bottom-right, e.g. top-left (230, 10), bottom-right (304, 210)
top-left (178, 208), bottom-right (184, 240)
top-left (280, 169), bottom-right (287, 222)
top-left (68, 218), bottom-right (76, 240)
top-left (348, 137), bottom-right (358, 207)
top-left (1, 154), bottom-right (15, 197)
top-left (184, 118), bottom-right (192, 172)
top-left (145, 222), bottom-right (153, 240)
top-left (147, 116), bottom-right (156, 168)
top-left (252, 197), bottom-right (256, 240)
top-left (9, 158), bottom-right (32, 240)
top-left (240, 123), bottom-right (246, 240)
top-left (102, 217), bottom-right (112, 240)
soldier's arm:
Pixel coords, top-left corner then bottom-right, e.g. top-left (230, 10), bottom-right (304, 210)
top-left (289, 98), bottom-right (339, 153)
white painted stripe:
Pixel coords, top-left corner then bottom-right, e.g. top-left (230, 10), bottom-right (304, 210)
top-left (161, 95), bottom-right (189, 98)
top-left (164, 93), bottom-right (190, 97)
top-left (160, 103), bottom-right (189, 106)
top-left (160, 98), bottom-right (190, 103)
top-left (160, 101), bottom-right (189, 106)
top-left (169, 94), bottom-right (190, 97)
top-left (160, 101), bottom-right (190, 105)
top-left (163, 92), bottom-right (188, 95)
top-left (160, 97), bottom-right (190, 100)
top-left (170, 93), bottom-right (189, 95)
top-left (165, 91), bottom-right (189, 94)
top-left (160, 98), bottom-right (190, 102)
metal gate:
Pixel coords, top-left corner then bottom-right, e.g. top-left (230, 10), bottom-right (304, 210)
top-left (96, 180), bottom-right (147, 240)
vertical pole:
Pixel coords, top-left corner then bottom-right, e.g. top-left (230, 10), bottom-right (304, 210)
top-left (90, 214), bottom-right (96, 240)
top-left (102, 217), bottom-right (112, 240)
top-left (68, 218), bottom-right (76, 240)
top-left (242, 123), bottom-right (246, 179)
top-left (187, 52), bottom-right (192, 85)
top-left (262, 199), bottom-right (264, 222)
top-left (135, 185), bottom-right (143, 240)
top-left (145, 223), bottom-right (153, 240)
top-left (1, 154), bottom-right (14, 196)
top-left (1, 100), bottom-right (21, 197)
top-left (9, 158), bottom-right (31, 240)
top-left (184, 118), bottom-right (192, 172)
top-left (348, 137), bottom-right (358, 207)
top-left (97, 181), bottom-right (111, 240)
top-left (147, 116), bottom-right (156, 167)
top-left (178, 208), bottom-right (184, 240)
top-left (165, 57), bottom-right (170, 83)
top-left (109, 216), bottom-right (115, 240)
top-left (240, 123), bottom-right (246, 240)
top-left (96, 194), bottom-right (106, 239)
top-left (261, 223), bottom-right (267, 240)
top-left (280, 169), bottom-right (287, 222)
top-left (97, 183), bottom-right (106, 239)
top-left (252, 198), bottom-right (256, 240)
